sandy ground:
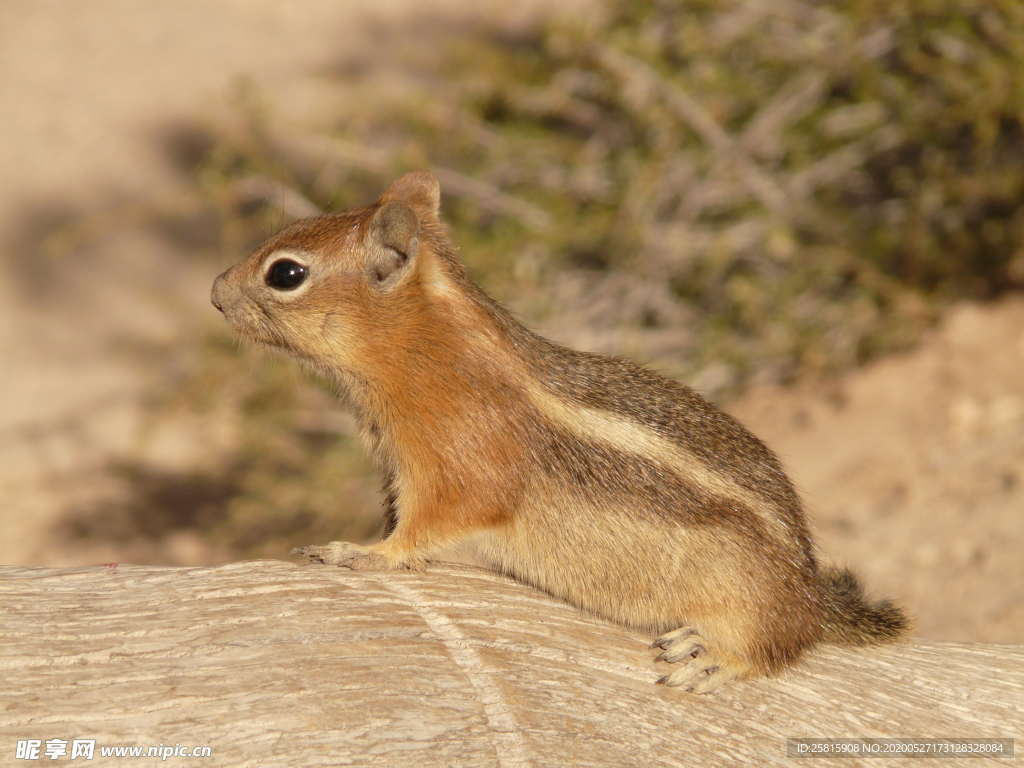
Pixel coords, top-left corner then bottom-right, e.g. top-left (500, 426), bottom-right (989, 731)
top-left (0, 0), bottom-right (575, 565)
top-left (1, 1), bottom-right (365, 567)
top-left (734, 300), bottom-right (1024, 643)
top-left (1, 2), bottom-right (1020, 645)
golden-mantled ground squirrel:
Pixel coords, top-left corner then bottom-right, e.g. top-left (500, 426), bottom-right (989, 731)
top-left (211, 171), bottom-right (908, 692)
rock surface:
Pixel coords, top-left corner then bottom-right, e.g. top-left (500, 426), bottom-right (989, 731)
top-left (1, 560), bottom-right (1020, 766)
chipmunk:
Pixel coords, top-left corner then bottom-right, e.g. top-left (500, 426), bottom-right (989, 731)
top-left (211, 171), bottom-right (909, 693)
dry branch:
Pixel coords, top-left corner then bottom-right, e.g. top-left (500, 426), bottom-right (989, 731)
top-left (595, 46), bottom-right (791, 215)
top-left (233, 174), bottom-right (323, 219)
top-left (306, 135), bottom-right (552, 230)
top-left (1, 561), bottom-right (1020, 767)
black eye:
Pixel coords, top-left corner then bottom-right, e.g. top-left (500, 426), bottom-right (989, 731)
top-left (265, 259), bottom-right (307, 291)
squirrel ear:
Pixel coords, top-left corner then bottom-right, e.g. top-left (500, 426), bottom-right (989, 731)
top-left (379, 170), bottom-right (441, 222)
top-left (367, 201), bottom-right (420, 288)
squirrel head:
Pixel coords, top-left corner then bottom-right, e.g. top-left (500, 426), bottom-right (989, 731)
top-left (211, 171), bottom-right (459, 373)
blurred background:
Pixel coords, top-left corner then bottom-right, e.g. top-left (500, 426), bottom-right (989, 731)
top-left (2, 0), bottom-right (1021, 643)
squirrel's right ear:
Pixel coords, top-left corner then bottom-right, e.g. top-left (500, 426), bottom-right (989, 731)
top-left (366, 201), bottom-right (420, 289)
top-left (378, 170), bottom-right (441, 223)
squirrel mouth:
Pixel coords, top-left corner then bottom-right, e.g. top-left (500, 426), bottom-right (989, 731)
top-left (216, 301), bottom-right (286, 352)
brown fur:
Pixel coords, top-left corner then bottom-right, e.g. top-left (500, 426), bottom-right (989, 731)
top-left (211, 170), bottom-right (910, 689)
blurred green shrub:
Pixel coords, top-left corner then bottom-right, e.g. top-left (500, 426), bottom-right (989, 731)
top-left (175, 0), bottom-right (1024, 552)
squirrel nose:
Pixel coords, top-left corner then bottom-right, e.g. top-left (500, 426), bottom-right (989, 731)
top-left (211, 273), bottom-right (227, 313)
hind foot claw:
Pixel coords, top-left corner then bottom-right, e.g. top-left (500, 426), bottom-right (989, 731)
top-left (652, 626), bottom-right (739, 694)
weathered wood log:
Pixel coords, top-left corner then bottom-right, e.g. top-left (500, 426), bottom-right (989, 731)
top-left (1, 561), bottom-right (1020, 766)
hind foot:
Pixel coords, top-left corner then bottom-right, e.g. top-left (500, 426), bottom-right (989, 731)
top-left (651, 626), bottom-right (741, 694)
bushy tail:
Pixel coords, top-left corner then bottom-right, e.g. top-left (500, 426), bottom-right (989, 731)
top-left (817, 566), bottom-right (910, 645)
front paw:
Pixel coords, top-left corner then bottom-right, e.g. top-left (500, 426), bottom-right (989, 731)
top-left (291, 541), bottom-right (393, 571)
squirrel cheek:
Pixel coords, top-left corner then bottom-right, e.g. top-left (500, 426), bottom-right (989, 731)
top-left (319, 311), bottom-right (362, 356)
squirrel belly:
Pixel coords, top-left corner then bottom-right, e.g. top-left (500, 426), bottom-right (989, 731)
top-left (212, 170), bottom-right (910, 692)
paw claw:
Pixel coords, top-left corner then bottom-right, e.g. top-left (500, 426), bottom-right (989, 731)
top-left (290, 545), bottom-right (325, 563)
top-left (291, 541), bottom-right (391, 570)
top-left (662, 643), bottom-right (707, 663)
top-left (651, 626), bottom-right (738, 693)
top-left (659, 659), bottom-right (731, 692)
top-left (652, 626), bottom-right (698, 648)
